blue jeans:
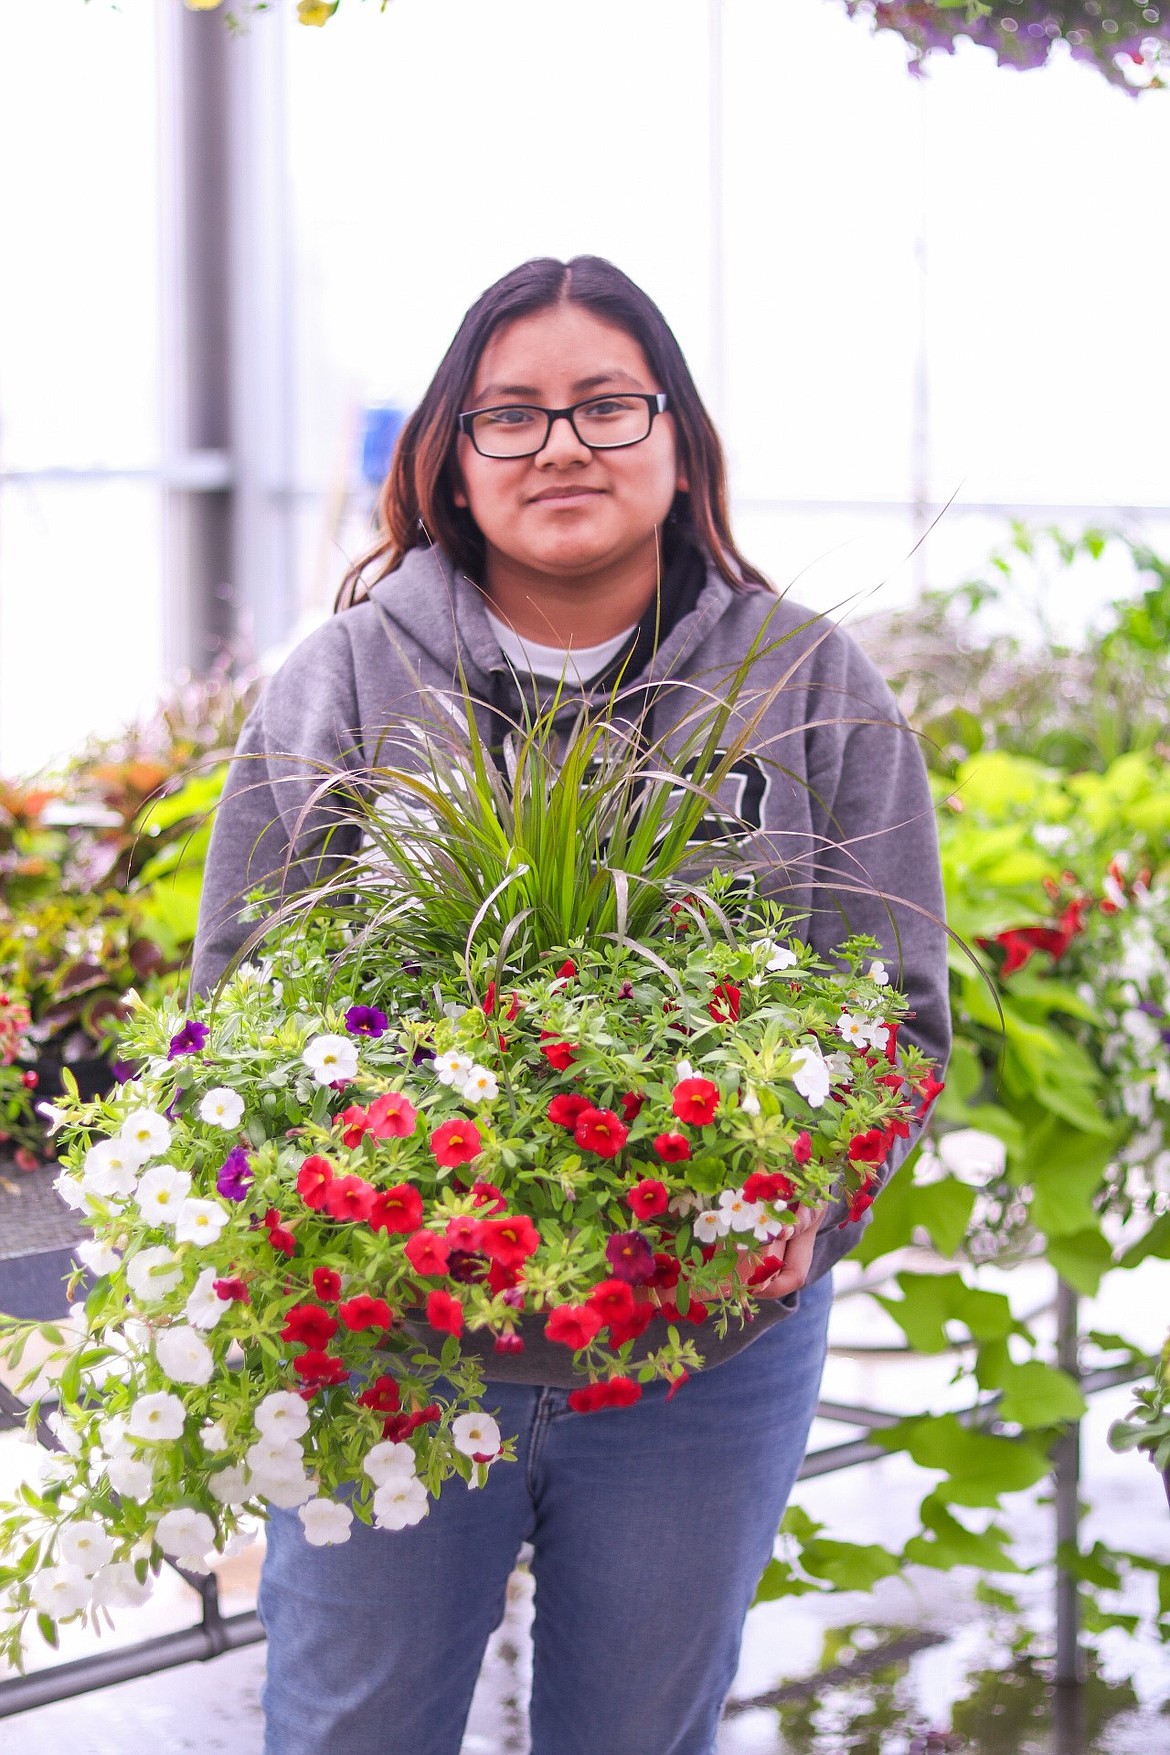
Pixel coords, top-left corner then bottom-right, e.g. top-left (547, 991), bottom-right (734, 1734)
top-left (258, 1272), bottom-right (832, 1755)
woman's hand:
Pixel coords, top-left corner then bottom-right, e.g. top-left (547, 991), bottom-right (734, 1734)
top-left (737, 1204), bottom-right (827, 1302)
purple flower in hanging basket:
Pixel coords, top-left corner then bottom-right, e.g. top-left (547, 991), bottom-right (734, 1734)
top-left (217, 1145), bottom-right (253, 1201)
top-left (604, 1230), bottom-right (657, 1286)
top-left (111, 1060), bottom-right (138, 1085)
top-left (344, 1004), bottom-right (389, 1038)
top-left (168, 1020), bottom-right (209, 1060)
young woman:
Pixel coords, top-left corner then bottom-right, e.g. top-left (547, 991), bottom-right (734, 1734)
top-left (193, 256), bottom-right (949, 1755)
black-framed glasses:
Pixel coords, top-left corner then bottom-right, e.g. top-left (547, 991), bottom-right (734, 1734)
top-left (457, 391), bottom-right (668, 459)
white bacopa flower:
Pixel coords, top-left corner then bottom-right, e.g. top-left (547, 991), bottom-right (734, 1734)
top-left (460, 1065), bottom-right (499, 1103)
top-left (739, 1088), bottom-right (761, 1116)
top-left (200, 1421), bottom-right (229, 1453)
top-left (126, 1390), bottom-right (187, 1443)
top-left (197, 1086), bottom-right (246, 1128)
top-left (125, 1245), bottom-right (182, 1302)
top-left (54, 1172), bottom-right (90, 1211)
top-left (90, 1561), bottom-right (153, 1610)
top-left (451, 1413), bottom-right (501, 1459)
top-left (74, 1237), bottom-right (122, 1277)
top-left (822, 1051), bottom-right (854, 1085)
top-left (156, 1508), bottom-right (215, 1559)
top-left (298, 1498), bottom-right (354, 1546)
top-left (99, 1413), bottom-right (131, 1457)
top-left (692, 1209), bottom-right (726, 1244)
top-left (136, 1163), bottom-right (193, 1224)
top-left (46, 1410), bottom-right (82, 1455)
top-left (57, 1519), bottom-right (116, 1576)
top-left (155, 1324), bottom-right (214, 1387)
top-left (186, 1267), bottom-right (228, 1331)
top-left (209, 1465), bottom-right (253, 1506)
top-left (302, 1033), bottom-right (359, 1084)
top-left (106, 1453), bottom-right (155, 1501)
top-left (173, 1198), bottom-right (229, 1246)
top-left (753, 1212), bottom-right (789, 1243)
top-left (119, 1109), bottom-right (172, 1160)
top-left (372, 1476), bottom-right (429, 1530)
top-left (255, 1391), bottom-right (311, 1442)
top-left (434, 1050), bottom-right (474, 1087)
top-left (81, 1138), bottom-right (141, 1199)
top-left (717, 1189), bottom-right (765, 1234)
top-left (363, 1441), bottom-right (418, 1486)
top-left (31, 1566), bottom-right (91, 1619)
top-left (789, 1045), bottom-right (831, 1109)
top-left (835, 1012), bottom-right (869, 1048)
top-left (868, 959), bottom-right (890, 987)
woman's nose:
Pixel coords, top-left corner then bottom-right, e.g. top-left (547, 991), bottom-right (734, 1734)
top-left (535, 412), bottom-right (592, 465)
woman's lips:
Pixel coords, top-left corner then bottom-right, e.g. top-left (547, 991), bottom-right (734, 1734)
top-left (528, 488), bottom-right (604, 505)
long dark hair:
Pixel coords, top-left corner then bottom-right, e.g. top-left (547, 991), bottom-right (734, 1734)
top-left (336, 256), bottom-right (769, 608)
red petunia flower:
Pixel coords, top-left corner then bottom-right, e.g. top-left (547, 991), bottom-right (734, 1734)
top-left (568, 1375), bottom-right (642, 1413)
top-left (281, 1302), bottom-right (339, 1347)
top-left (381, 1403), bottom-right (441, 1441)
top-left (445, 1213), bottom-right (486, 1252)
top-left (556, 959), bottom-right (576, 979)
top-left (708, 982), bottom-right (741, 1023)
top-left (666, 1369), bottom-right (689, 1402)
top-left (311, 1266), bottom-right (342, 1301)
top-left (544, 1304), bottom-right (604, 1349)
top-left (366, 1092), bottom-right (419, 1139)
top-left (652, 1132), bottom-right (691, 1163)
top-left (620, 1091), bottom-right (645, 1122)
top-left (213, 1276), bottom-right (250, 1303)
top-left (548, 1093), bottom-right (592, 1130)
top-left (430, 1119), bottom-right (482, 1167)
top-left (368, 1184), bottom-right (425, 1235)
top-left (471, 1180), bottom-right (507, 1213)
top-left (540, 1035), bottom-right (578, 1071)
top-left (573, 1107), bottom-right (628, 1158)
top-left (847, 1129), bottom-right (888, 1165)
top-left (649, 1251), bottom-right (680, 1291)
top-left (792, 1130), bottom-right (812, 1165)
top-left (916, 1070), bottom-right (946, 1110)
top-left (605, 1230), bottom-right (657, 1285)
top-left (404, 1230), bottom-right (450, 1276)
top-left (324, 1174), bottom-right (377, 1222)
top-left (658, 1296), bottom-right (709, 1326)
top-left (488, 1259), bottom-right (523, 1296)
top-left (626, 1177), bottom-right (670, 1219)
top-left (264, 1209), bottom-right (297, 1257)
top-left (297, 1155), bottom-right (334, 1209)
top-left (482, 980), bottom-right (497, 1017)
top-left (847, 1183), bottom-right (876, 1223)
top-left (747, 1253), bottom-right (785, 1286)
top-left (338, 1294), bottom-right (394, 1332)
top-left (672, 1077), bottom-right (720, 1126)
top-left (743, 1170), bottom-right (794, 1205)
top-left (883, 1021), bottom-right (901, 1063)
top-left (291, 1348), bottom-right (349, 1386)
top-left (493, 1333), bottom-right (525, 1355)
top-left (479, 1214), bottom-right (540, 1270)
top-left (606, 1302), bottom-right (655, 1347)
top-left (337, 1106), bottom-right (373, 1149)
top-left (426, 1289), bottom-right (464, 1336)
top-left (356, 1374), bottom-right (401, 1413)
top-left (585, 1278), bottom-right (637, 1327)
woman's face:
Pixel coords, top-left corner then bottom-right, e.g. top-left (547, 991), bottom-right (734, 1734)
top-left (452, 303), bottom-right (687, 584)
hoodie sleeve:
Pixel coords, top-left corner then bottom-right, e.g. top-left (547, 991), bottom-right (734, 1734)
top-left (190, 622), bottom-right (366, 997)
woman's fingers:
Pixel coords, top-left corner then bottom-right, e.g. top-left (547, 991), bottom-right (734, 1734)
top-left (750, 1224), bottom-right (819, 1300)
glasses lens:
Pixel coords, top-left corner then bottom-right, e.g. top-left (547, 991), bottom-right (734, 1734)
top-left (572, 396), bottom-right (652, 448)
top-left (468, 407), bottom-right (547, 457)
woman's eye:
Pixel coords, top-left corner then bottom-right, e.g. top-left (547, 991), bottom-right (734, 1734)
top-left (583, 398), bottom-right (631, 417)
top-left (483, 407), bottom-right (536, 427)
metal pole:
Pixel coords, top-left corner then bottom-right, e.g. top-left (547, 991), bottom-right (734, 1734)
top-left (1054, 1275), bottom-right (1083, 1686)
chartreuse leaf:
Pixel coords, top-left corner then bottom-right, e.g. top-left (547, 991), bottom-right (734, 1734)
top-left (1058, 1540), bottom-right (1122, 1591)
top-left (752, 1557), bottom-right (820, 1601)
top-left (914, 1178), bottom-right (978, 1259)
top-left (995, 1360), bottom-right (1086, 1427)
top-left (876, 1272), bottom-right (1015, 1354)
top-left (1029, 1159), bottom-right (1108, 1239)
top-left (797, 1538), bottom-right (900, 1591)
top-left (873, 1414), bottom-right (1049, 1507)
top-left (1120, 1212), bottom-right (1170, 1270)
top-left (1044, 1229), bottom-right (1114, 1297)
top-left (852, 1156), bottom-right (915, 1265)
top-left (903, 1495), bottom-right (1020, 1573)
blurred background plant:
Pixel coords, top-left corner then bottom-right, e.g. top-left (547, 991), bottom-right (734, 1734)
top-left (0, 662), bottom-right (258, 1165)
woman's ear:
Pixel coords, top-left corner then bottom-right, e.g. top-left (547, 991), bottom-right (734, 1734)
top-left (676, 464), bottom-right (689, 495)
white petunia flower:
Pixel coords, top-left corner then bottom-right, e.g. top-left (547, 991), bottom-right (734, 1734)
top-left (155, 1325), bottom-right (214, 1387)
top-left (200, 1421), bottom-right (229, 1453)
top-left (739, 1088), bottom-right (761, 1116)
top-left (246, 1437), bottom-right (305, 1482)
top-left (692, 1209), bottom-right (726, 1244)
top-left (764, 943), bottom-right (798, 972)
top-left (753, 1212), bottom-right (790, 1243)
top-left (90, 1561), bottom-right (153, 1609)
top-left (299, 1498), bottom-right (354, 1546)
top-left (460, 1065), bottom-right (499, 1103)
top-left (197, 1086), bottom-right (246, 1128)
top-left (433, 1050), bottom-right (474, 1088)
top-left (717, 1189), bottom-right (765, 1234)
top-left (173, 1198), bottom-right (229, 1245)
top-left (260, 1472), bottom-right (316, 1509)
top-left (54, 1172), bottom-right (90, 1211)
top-left (302, 1033), bottom-right (359, 1084)
top-left (372, 1476), bottom-right (429, 1530)
top-left (74, 1238), bottom-right (122, 1277)
top-left (156, 1508), bottom-right (215, 1559)
top-left (255, 1391), bottom-right (311, 1443)
top-left (99, 1413), bottom-right (131, 1457)
top-left (209, 1465), bottom-right (253, 1506)
top-left (58, 1520), bottom-right (116, 1576)
top-left (675, 1059), bottom-right (695, 1082)
top-left (868, 959), bottom-right (890, 987)
top-left (789, 1046), bottom-right (831, 1109)
top-left (106, 1453), bottom-right (155, 1501)
top-left (36, 1101), bottom-right (70, 1135)
top-left (451, 1413), bottom-right (501, 1459)
top-left (186, 1267), bottom-right (228, 1331)
top-left (822, 1051), bottom-right (854, 1086)
top-left (135, 1163), bottom-right (193, 1224)
top-left (125, 1246), bottom-right (182, 1302)
top-left (835, 1012), bottom-right (869, 1048)
top-left (31, 1566), bottom-right (91, 1618)
top-left (46, 1410), bottom-right (82, 1455)
top-left (363, 1441), bottom-right (418, 1486)
top-left (81, 1138), bottom-right (142, 1199)
top-left (119, 1109), bottom-right (172, 1160)
top-left (126, 1390), bottom-right (187, 1443)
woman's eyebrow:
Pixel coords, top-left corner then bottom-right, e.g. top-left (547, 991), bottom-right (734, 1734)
top-left (470, 370), bottom-right (643, 404)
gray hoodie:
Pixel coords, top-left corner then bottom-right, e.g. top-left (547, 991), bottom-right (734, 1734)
top-left (192, 544), bottom-right (950, 1386)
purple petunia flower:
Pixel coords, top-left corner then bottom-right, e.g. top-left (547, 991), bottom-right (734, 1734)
top-left (605, 1230), bottom-right (657, 1286)
top-left (111, 1060), bottom-right (138, 1085)
top-left (344, 1004), bottom-right (388, 1038)
top-left (217, 1145), bottom-right (253, 1201)
top-left (168, 1020), bottom-right (209, 1061)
